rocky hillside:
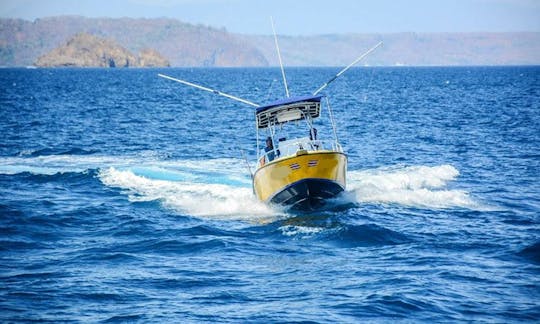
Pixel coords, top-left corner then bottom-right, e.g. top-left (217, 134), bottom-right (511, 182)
top-left (0, 16), bottom-right (267, 67)
top-left (35, 32), bottom-right (169, 67)
top-left (1, 16), bottom-right (539, 67)
top-left (137, 48), bottom-right (170, 67)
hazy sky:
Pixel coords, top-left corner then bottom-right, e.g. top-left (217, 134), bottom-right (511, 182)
top-left (1, 0), bottom-right (539, 35)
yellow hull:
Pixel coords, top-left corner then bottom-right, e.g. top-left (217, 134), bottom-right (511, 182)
top-left (253, 150), bottom-right (347, 208)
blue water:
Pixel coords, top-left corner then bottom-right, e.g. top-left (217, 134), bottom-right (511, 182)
top-left (1, 66), bottom-right (539, 322)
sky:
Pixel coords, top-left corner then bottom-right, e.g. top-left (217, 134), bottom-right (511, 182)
top-left (1, 0), bottom-right (539, 35)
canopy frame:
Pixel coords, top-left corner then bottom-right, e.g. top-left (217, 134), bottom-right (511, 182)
top-left (255, 95), bottom-right (322, 129)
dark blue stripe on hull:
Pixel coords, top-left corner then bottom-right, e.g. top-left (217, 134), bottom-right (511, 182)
top-left (269, 178), bottom-right (344, 211)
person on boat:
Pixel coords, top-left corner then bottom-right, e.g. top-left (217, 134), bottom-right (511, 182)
top-left (265, 136), bottom-right (277, 162)
top-left (309, 128), bottom-right (321, 150)
top-left (309, 128), bottom-right (318, 141)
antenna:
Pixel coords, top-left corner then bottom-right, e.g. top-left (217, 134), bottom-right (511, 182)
top-left (313, 41), bottom-right (382, 95)
top-left (158, 73), bottom-right (260, 107)
top-left (271, 16), bottom-right (290, 98)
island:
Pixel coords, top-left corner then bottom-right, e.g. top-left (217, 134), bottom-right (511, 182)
top-left (35, 32), bottom-right (170, 68)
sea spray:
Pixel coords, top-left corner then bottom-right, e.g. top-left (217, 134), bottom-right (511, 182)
top-left (347, 164), bottom-right (483, 209)
top-left (98, 167), bottom-right (277, 220)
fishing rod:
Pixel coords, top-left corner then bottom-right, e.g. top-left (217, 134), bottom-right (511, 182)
top-left (313, 41), bottom-right (383, 96)
top-left (270, 16), bottom-right (290, 98)
top-left (158, 73), bottom-right (260, 107)
top-left (239, 148), bottom-right (254, 180)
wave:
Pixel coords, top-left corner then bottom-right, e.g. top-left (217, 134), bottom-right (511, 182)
top-left (16, 147), bottom-right (100, 157)
top-left (345, 164), bottom-right (485, 210)
top-left (0, 153), bottom-right (280, 221)
top-left (0, 154), bottom-right (135, 175)
top-left (0, 154), bottom-right (486, 218)
top-left (98, 167), bottom-right (277, 221)
top-left (278, 222), bottom-right (411, 247)
top-left (517, 241), bottom-right (540, 264)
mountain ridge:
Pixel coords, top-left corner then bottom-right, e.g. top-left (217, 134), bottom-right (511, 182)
top-left (1, 16), bottom-right (539, 67)
top-left (0, 16), bottom-right (268, 67)
top-left (243, 32), bottom-right (540, 66)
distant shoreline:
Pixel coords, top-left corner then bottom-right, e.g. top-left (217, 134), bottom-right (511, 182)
top-left (1, 17), bottom-right (539, 67)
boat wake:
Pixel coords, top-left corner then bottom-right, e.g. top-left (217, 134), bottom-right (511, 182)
top-left (0, 154), bottom-right (486, 221)
top-left (345, 164), bottom-right (483, 210)
top-left (99, 167), bottom-right (276, 221)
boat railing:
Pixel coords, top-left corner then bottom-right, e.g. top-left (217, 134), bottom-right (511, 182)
top-left (258, 138), bottom-right (342, 167)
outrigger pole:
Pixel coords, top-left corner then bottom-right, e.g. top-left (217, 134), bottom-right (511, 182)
top-left (158, 73), bottom-right (260, 107)
top-left (270, 16), bottom-right (290, 98)
top-left (313, 41), bottom-right (383, 96)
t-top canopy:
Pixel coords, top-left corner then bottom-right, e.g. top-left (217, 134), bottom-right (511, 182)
top-left (256, 95), bottom-right (323, 129)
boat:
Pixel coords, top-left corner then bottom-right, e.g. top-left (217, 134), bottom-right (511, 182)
top-left (252, 94), bottom-right (347, 210)
top-left (158, 20), bottom-right (381, 210)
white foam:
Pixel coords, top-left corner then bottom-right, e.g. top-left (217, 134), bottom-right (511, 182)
top-left (0, 154), bottom-right (138, 175)
top-left (0, 154), bottom-right (250, 179)
top-left (0, 154), bottom-right (488, 214)
top-left (98, 167), bottom-right (280, 221)
top-left (279, 225), bottom-right (325, 237)
top-left (346, 164), bottom-right (483, 209)
top-left (0, 154), bottom-right (281, 221)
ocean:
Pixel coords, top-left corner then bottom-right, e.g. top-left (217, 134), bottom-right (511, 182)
top-left (1, 66), bottom-right (539, 322)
